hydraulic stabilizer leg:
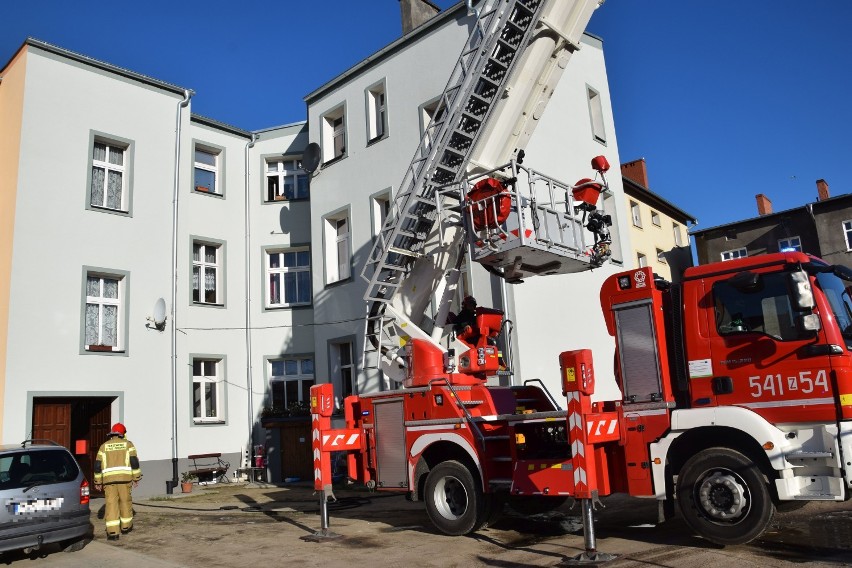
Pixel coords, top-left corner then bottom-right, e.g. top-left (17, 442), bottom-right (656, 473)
top-left (302, 485), bottom-right (342, 542)
top-left (560, 499), bottom-right (617, 565)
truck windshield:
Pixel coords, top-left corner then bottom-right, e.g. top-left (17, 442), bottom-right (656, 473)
top-left (815, 271), bottom-right (852, 348)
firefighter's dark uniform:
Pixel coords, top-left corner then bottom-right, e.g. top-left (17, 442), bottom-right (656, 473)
top-left (94, 427), bottom-right (142, 539)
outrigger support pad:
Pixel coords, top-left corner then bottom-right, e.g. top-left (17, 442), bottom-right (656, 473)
top-left (300, 486), bottom-right (343, 542)
top-left (558, 499), bottom-right (617, 565)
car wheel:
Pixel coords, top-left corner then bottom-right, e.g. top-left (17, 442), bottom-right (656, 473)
top-left (677, 447), bottom-right (774, 545)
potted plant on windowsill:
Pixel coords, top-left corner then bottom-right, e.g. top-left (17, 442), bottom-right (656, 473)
top-left (180, 471), bottom-right (197, 493)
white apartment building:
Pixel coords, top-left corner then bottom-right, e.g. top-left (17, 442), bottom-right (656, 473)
top-left (0, 2), bottom-right (631, 496)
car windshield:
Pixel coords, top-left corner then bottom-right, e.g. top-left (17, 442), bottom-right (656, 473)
top-left (0, 449), bottom-right (79, 490)
top-left (815, 271), bottom-right (852, 349)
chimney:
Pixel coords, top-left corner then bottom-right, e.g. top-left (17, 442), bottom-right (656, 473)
top-left (620, 158), bottom-right (649, 187)
top-left (756, 193), bottom-right (773, 216)
top-left (816, 179), bottom-right (830, 201)
top-left (399, 0), bottom-right (440, 35)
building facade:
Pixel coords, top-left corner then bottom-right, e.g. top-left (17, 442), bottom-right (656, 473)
top-left (1, 2), bottom-right (636, 495)
top-left (692, 180), bottom-right (852, 267)
top-left (620, 158), bottom-right (696, 280)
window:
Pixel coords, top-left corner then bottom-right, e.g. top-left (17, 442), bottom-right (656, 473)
top-left (630, 201), bottom-right (642, 227)
top-left (656, 248), bottom-right (667, 263)
top-left (651, 210), bottom-right (661, 226)
top-left (778, 236), bottom-right (802, 252)
top-left (330, 342), bottom-right (355, 399)
top-left (587, 86), bottom-right (606, 144)
top-left (193, 242), bottom-right (222, 304)
top-left (90, 139), bottom-right (128, 211)
top-left (324, 212), bottom-right (351, 284)
top-left (419, 97), bottom-right (446, 156)
top-left (844, 221), bottom-right (852, 250)
top-left (269, 357), bottom-right (315, 412)
top-left (371, 191), bottom-right (392, 239)
top-left (322, 106), bottom-right (346, 163)
top-left (673, 223), bottom-right (684, 246)
top-left (266, 158), bottom-right (309, 202)
top-left (713, 273), bottom-right (809, 341)
top-left (194, 147), bottom-right (220, 194)
top-left (721, 248), bottom-right (748, 261)
top-left (192, 358), bottom-right (223, 422)
top-left (84, 273), bottom-right (125, 351)
top-left (266, 248), bottom-right (311, 307)
top-left (637, 252), bottom-right (648, 268)
top-left (366, 82), bottom-right (387, 142)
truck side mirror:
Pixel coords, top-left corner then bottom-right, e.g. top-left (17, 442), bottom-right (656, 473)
top-left (789, 270), bottom-right (815, 310)
top-left (797, 313), bottom-right (821, 333)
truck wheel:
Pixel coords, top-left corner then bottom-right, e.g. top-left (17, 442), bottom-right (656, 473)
top-left (677, 447), bottom-right (774, 545)
top-left (424, 460), bottom-right (485, 535)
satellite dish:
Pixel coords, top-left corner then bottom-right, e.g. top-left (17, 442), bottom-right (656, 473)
top-left (301, 142), bottom-right (321, 174)
top-left (153, 298), bottom-right (167, 326)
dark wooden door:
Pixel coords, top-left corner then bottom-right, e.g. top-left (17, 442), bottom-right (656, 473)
top-left (279, 420), bottom-right (312, 480)
top-left (32, 400), bottom-right (71, 446)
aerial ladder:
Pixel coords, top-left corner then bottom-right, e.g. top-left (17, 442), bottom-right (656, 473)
top-left (361, 0), bottom-right (613, 387)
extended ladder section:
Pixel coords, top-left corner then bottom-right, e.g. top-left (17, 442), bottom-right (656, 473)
top-left (361, 0), bottom-right (606, 375)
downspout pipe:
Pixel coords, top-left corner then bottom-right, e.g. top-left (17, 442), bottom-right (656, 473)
top-left (168, 89), bottom-right (193, 494)
top-left (244, 133), bottom-right (257, 463)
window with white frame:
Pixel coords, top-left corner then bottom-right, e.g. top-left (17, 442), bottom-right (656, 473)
top-left (193, 242), bottom-right (221, 304)
top-left (270, 357), bottom-right (315, 411)
top-left (194, 147), bottom-right (220, 194)
top-left (84, 273), bottom-right (124, 351)
top-left (637, 252), bottom-right (648, 268)
top-left (322, 106), bottom-right (346, 163)
top-left (673, 222), bottom-right (684, 246)
top-left (366, 82), bottom-right (387, 142)
top-left (656, 248), bottom-right (667, 263)
top-left (778, 236), bottom-right (802, 252)
top-left (630, 201), bottom-right (642, 227)
top-left (844, 221), bottom-right (852, 250)
top-left (651, 210), bottom-right (661, 226)
top-left (324, 213), bottom-right (351, 284)
top-left (420, 97), bottom-right (446, 156)
top-left (266, 158), bottom-right (309, 202)
top-left (330, 342), bottom-right (355, 399)
top-left (267, 248), bottom-right (311, 307)
top-left (192, 358), bottom-right (222, 422)
top-left (721, 248), bottom-right (748, 261)
top-left (371, 192), bottom-right (391, 239)
top-left (90, 140), bottom-right (127, 211)
top-left (587, 86), bottom-right (606, 144)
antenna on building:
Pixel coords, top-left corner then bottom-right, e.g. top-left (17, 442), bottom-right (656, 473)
top-left (301, 143), bottom-right (321, 174)
top-left (148, 298), bottom-right (167, 331)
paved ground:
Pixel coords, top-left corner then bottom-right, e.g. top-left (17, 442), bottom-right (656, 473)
top-left (3, 482), bottom-right (851, 567)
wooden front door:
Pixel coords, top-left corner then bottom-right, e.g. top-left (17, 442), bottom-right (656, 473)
top-left (279, 420), bottom-right (312, 480)
top-left (32, 397), bottom-right (113, 493)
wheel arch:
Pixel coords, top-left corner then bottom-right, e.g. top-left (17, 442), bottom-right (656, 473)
top-left (667, 426), bottom-right (775, 480)
top-left (410, 438), bottom-right (482, 501)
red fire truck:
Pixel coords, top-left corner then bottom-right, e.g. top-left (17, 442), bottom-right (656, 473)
top-left (312, 252), bottom-right (852, 546)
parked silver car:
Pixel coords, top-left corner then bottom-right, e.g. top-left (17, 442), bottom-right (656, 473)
top-left (0, 441), bottom-right (92, 555)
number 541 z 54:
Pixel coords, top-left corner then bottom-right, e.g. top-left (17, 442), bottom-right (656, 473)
top-left (749, 370), bottom-right (829, 398)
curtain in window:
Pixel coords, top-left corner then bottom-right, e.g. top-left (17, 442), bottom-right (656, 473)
top-left (102, 305), bottom-right (118, 346)
top-left (106, 171), bottom-right (122, 209)
top-left (91, 167), bottom-right (105, 206)
top-left (85, 304), bottom-right (99, 345)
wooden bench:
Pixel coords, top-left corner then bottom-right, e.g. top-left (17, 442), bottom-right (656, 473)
top-left (187, 453), bottom-right (230, 483)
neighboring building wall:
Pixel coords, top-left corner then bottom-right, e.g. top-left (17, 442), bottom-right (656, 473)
top-left (620, 159), bottom-right (696, 280)
top-left (692, 183), bottom-right (851, 267)
top-left (0, 49), bottom-right (28, 440)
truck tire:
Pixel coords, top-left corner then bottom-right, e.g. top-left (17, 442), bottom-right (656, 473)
top-left (677, 447), bottom-right (774, 545)
top-left (424, 460), bottom-right (486, 535)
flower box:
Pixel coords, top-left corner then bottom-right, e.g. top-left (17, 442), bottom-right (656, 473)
top-left (88, 345), bottom-right (113, 352)
top-left (195, 185), bottom-right (210, 192)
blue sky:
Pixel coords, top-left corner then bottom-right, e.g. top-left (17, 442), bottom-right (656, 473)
top-left (2, 1), bottom-right (850, 231)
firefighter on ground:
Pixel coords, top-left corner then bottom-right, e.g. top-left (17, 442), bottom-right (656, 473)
top-left (94, 423), bottom-right (142, 540)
